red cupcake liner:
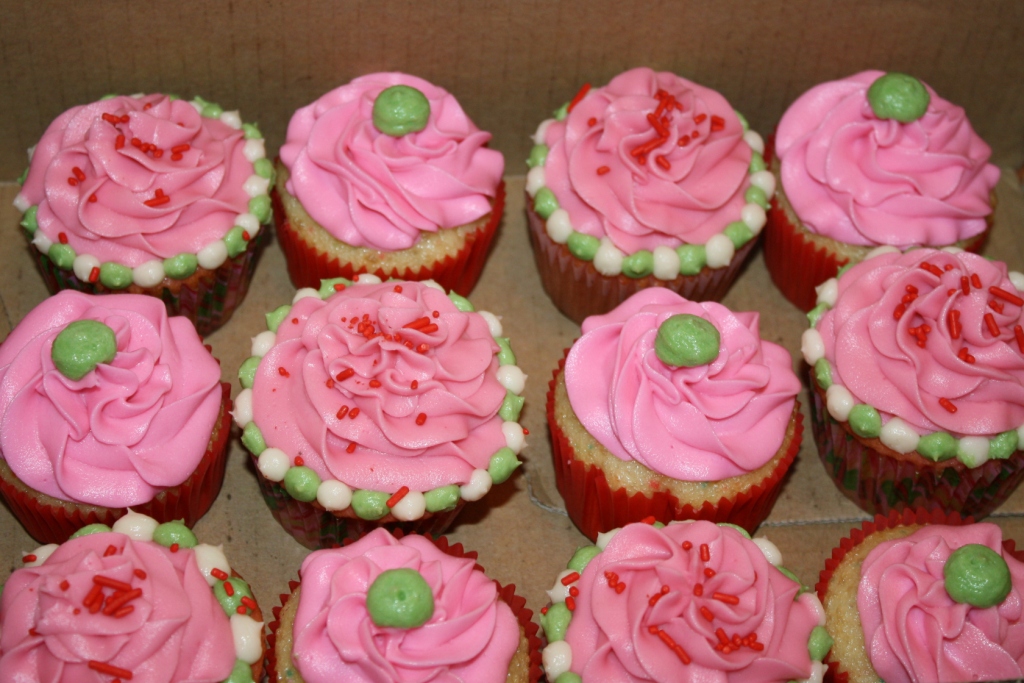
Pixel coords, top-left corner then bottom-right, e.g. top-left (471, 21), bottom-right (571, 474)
top-left (0, 383), bottom-right (231, 544)
top-left (814, 508), bottom-right (1024, 683)
top-left (273, 182), bottom-right (505, 297)
top-left (547, 355), bottom-right (801, 541)
top-left (525, 194), bottom-right (758, 325)
top-left (28, 229), bottom-right (269, 337)
top-left (809, 381), bottom-right (1024, 519)
top-left (266, 531), bottom-right (542, 682)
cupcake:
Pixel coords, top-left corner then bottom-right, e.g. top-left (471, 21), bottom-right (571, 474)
top-left (540, 520), bottom-right (832, 682)
top-left (0, 511), bottom-right (265, 682)
top-left (266, 527), bottom-right (541, 682)
top-left (0, 290), bottom-right (231, 544)
top-left (274, 72), bottom-right (505, 295)
top-left (233, 277), bottom-right (527, 548)
top-left (817, 508), bottom-right (1024, 683)
top-left (548, 288), bottom-right (802, 540)
top-left (767, 71), bottom-right (998, 311)
top-left (802, 248), bottom-right (1024, 517)
top-left (13, 93), bottom-right (272, 335)
top-left (525, 67), bottom-right (772, 324)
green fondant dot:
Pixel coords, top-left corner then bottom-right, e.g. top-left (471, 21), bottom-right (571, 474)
top-left (201, 102), bottom-right (224, 119)
top-left (447, 292), bottom-right (474, 312)
top-left (867, 73), bottom-right (930, 123)
top-left (254, 157), bottom-right (275, 179)
top-left (717, 522), bottom-right (751, 539)
top-left (749, 152), bottom-right (765, 173)
top-left (989, 431), bottom-right (1019, 460)
top-left (283, 466), bottom-right (321, 502)
top-left (226, 659), bottom-right (255, 683)
top-left (100, 93), bottom-right (118, 100)
top-left (735, 110), bottom-right (749, 132)
top-left (488, 447), bottom-right (521, 484)
top-left (70, 523), bottom-right (112, 538)
top-left (372, 86), bottom-right (431, 137)
top-left (367, 568), bottom-right (434, 628)
top-left (745, 185), bottom-right (769, 209)
top-left (499, 391), bottom-right (525, 422)
top-left (424, 485), bottom-right (460, 512)
top-left (266, 305), bottom-right (292, 332)
top-left (723, 221), bottom-right (754, 249)
top-left (249, 195), bottom-right (271, 224)
top-left (807, 303), bottom-right (830, 328)
top-left (652, 521), bottom-right (665, 529)
top-left (153, 520), bottom-right (197, 548)
top-left (213, 577), bottom-right (254, 616)
top-left (555, 673), bottom-right (583, 683)
top-left (17, 167), bottom-right (28, 186)
top-left (20, 205), bottom-right (38, 233)
top-left (918, 432), bottom-right (958, 462)
top-left (52, 320), bottom-right (117, 381)
top-left (655, 314), bottom-right (720, 368)
top-left (47, 243), bottom-right (75, 270)
top-left (238, 356), bottom-right (261, 389)
top-left (541, 601), bottom-right (572, 642)
top-left (553, 103), bottom-right (569, 121)
top-left (495, 337), bottom-right (516, 366)
top-left (166, 94), bottom-right (180, 101)
top-left (848, 404), bottom-right (882, 438)
top-left (533, 187), bottom-right (559, 220)
top-left (224, 226), bottom-right (249, 258)
top-left (676, 244), bottom-right (707, 276)
top-left (808, 625), bottom-right (834, 661)
top-left (99, 262), bottom-right (133, 289)
top-left (814, 358), bottom-right (833, 390)
top-left (527, 144), bottom-right (549, 168)
top-left (567, 232), bottom-right (600, 261)
top-left (567, 545), bottom-right (601, 573)
top-left (944, 544), bottom-right (1012, 608)
top-left (241, 422), bottom-right (266, 455)
top-left (163, 253), bottom-right (198, 279)
top-left (351, 490), bottom-right (390, 520)
top-left (242, 123), bottom-right (262, 140)
top-left (318, 278), bottom-right (353, 298)
top-left (621, 250), bottom-right (654, 279)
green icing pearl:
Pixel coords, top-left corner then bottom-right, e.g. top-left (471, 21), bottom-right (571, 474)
top-left (776, 566), bottom-right (808, 595)
top-left (241, 422), bottom-right (266, 455)
top-left (735, 110), bottom-right (749, 132)
top-left (621, 250), bottom-right (654, 279)
top-left (808, 625), bottom-right (834, 661)
top-left (153, 520), bottom-right (197, 548)
top-left (284, 466), bottom-right (321, 503)
top-left (676, 244), bottom-right (707, 276)
top-left (254, 157), bottom-right (275, 179)
top-left (249, 195), bottom-right (271, 224)
top-left (745, 185), bottom-right (768, 209)
top-left (848, 404), bottom-right (882, 438)
top-left (655, 314), bottom-right (720, 368)
top-left (567, 232), bottom-right (600, 261)
top-left (447, 292), bottom-right (474, 312)
top-left (194, 97), bottom-right (224, 119)
top-left (226, 659), bottom-right (255, 683)
top-left (213, 577), bottom-right (254, 616)
top-left (918, 432), bottom-right (958, 462)
top-left (424, 485), bottom-right (460, 512)
top-left (555, 673), bottom-right (583, 683)
top-left (567, 545), bottom-right (601, 573)
top-left (47, 243), bottom-right (75, 270)
top-left (488, 447), bottom-right (521, 484)
top-left (352, 490), bottom-right (390, 520)
top-left (499, 391), bottom-right (525, 422)
top-left (163, 253), bottom-right (198, 279)
top-left (527, 144), bottom-right (549, 168)
top-left (70, 523), bottom-right (112, 538)
top-left (366, 568), bottom-right (435, 628)
top-left (17, 166), bottom-right (28, 185)
top-left (540, 601), bottom-right (572, 642)
top-left (372, 86), bottom-right (431, 137)
top-left (266, 305), bottom-right (292, 332)
top-left (867, 73), bottom-right (930, 123)
top-left (99, 262), bottom-right (133, 289)
top-left (495, 337), bottom-right (516, 366)
top-left (318, 277), bottom-right (353, 298)
top-left (166, 94), bottom-right (181, 101)
top-left (100, 93), bottom-right (118, 100)
top-left (989, 430), bottom-right (1019, 460)
top-left (749, 152), bottom-right (765, 174)
top-left (723, 221), bottom-right (754, 249)
top-left (807, 303), bottom-right (830, 328)
top-left (717, 522), bottom-right (751, 539)
top-left (238, 356), bottom-right (261, 389)
top-left (20, 205), bottom-right (38, 233)
top-left (814, 358), bottom-right (833, 390)
top-left (944, 544), bottom-right (1012, 608)
top-left (52, 320), bottom-right (117, 381)
top-left (224, 226), bottom-right (249, 258)
top-left (553, 102), bottom-right (569, 121)
top-left (533, 187), bottom-right (559, 220)
top-left (242, 123), bottom-right (262, 140)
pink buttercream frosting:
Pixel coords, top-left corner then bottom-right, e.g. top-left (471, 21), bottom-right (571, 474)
top-left (565, 288), bottom-right (799, 480)
top-left (251, 281), bottom-right (506, 492)
top-left (775, 70), bottom-right (998, 247)
top-left (817, 249), bottom-right (1024, 436)
top-left (19, 94), bottom-right (255, 267)
top-left (541, 67), bottom-right (752, 254)
top-left (563, 521), bottom-right (819, 681)
top-left (0, 290), bottom-right (223, 506)
top-left (858, 524), bottom-right (1024, 682)
top-left (279, 72), bottom-right (504, 251)
top-left (292, 528), bottom-right (519, 683)
top-left (0, 532), bottom-right (235, 683)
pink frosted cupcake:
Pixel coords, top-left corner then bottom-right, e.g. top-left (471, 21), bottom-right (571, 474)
top-left (767, 71), bottom-right (998, 311)
top-left (275, 73), bottom-right (505, 295)
top-left (13, 94), bottom-right (272, 335)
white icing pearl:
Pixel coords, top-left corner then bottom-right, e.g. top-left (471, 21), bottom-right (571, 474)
top-left (459, 469), bottom-right (492, 502)
top-left (525, 167), bottom-right (546, 197)
top-left (825, 384), bottom-right (855, 422)
top-left (197, 240), bottom-right (228, 270)
top-left (652, 245), bottom-right (680, 280)
top-left (593, 238), bottom-right (625, 276)
top-left (352, 273), bottom-right (381, 284)
top-left (292, 287), bottom-right (320, 303)
top-left (26, 145), bottom-right (36, 162)
top-left (230, 614), bottom-right (264, 664)
top-left (133, 260), bottom-right (165, 287)
top-left (32, 231), bottom-right (53, 253)
top-left (532, 119), bottom-right (554, 145)
top-left (864, 245), bottom-right (899, 260)
top-left (219, 110), bottom-right (243, 129)
top-left (879, 417), bottom-right (919, 454)
top-left (243, 174), bottom-right (271, 198)
top-left (390, 491), bottom-right (427, 521)
top-left (546, 569), bottom-right (577, 603)
top-left (422, 279), bottom-right (445, 291)
top-left (596, 528), bottom-right (619, 550)
top-left (753, 537), bottom-right (782, 566)
top-left (743, 130), bottom-right (765, 155)
top-left (235, 212), bottom-right (260, 234)
top-left (802, 661), bottom-right (825, 683)
top-left (799, 592), bottom-right (827, 627)
top-left (112, 510), bottom-right (158, 541)
top-left (13, 193), bottom-right (30, 212)
top-left (941, 245), bottom-right (965, 255)
top-left (801, 329), bottom-right (826, 365)
top-left (502, 421), bottom-right (526, 454)
top-left (545, 209), bottom-right (573, 244)
top-left (749, 170), bottom-right (776, 199)
top-left (542, 641), bottom-right (573, 680)
top-left (251, 330), bottom-right (277, 357)
top-left (257, 448), bottom-right (290, 482)
top-left (815, 278), bottom-right (838, 307)
top-left (232, 389), bottom-right (254, 428)
top-left (958, 436), bottom-right (990, 468)
top-left (497, 366), bottom-right (527, 395)
top-left (243, 138), bottom-right (266, 162)
top-left (1009, 271), bottom-right (1024, 293)
top-left (317, 480), bottom-right (353, 511)
top-left (741, 203), bottom-right (767, 234)
top-left (478, 310), bottom-right (503, 338)
top-left (193, 544), bottom-right (231, 586)
top-left (73, 254), bottom-right (101, 282)
top-left (22, 545), bottom-right (58, 567)
top-left (705, 233), bottom-right (735, 269)
top-left (188, 99), bottom-right (204, 113)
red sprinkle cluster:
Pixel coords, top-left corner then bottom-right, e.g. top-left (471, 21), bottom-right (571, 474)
top-left (99, 106), bottom-right (193, 208)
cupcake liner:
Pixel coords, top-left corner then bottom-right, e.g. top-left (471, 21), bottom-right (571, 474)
top-left (547, 356), bottom-right (801, 540)
top-left (28, 229), bottom-right (269, 337)
top-left (273, 182), bottom-right (505, 297)
top-left (0, 383), bottom-right (231, 544)
top-left (809, 380), bottom-right (1024, 519)
top-left (266, 532), bottom-right (542, 682)
top-left (525, 196), bottom-right (757, 325)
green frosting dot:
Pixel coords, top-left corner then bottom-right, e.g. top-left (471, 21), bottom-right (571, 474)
top-left (47, 243), bottom-right (76, 271)
top-left (717, 522), bottom-right (751, 539)
top-left (814, 358), bottom-right (833, 390)
top-left (100, 93), bottom-right (118, 100)
top-left (254, 157), bottom-right (275, 180)
top-left (153, 520), bottom-right (197, 549)
top-left (808, 625), bottom-right (834, 661)
top-left (99, 262), bottom-right (133, 289)
top-left (488, 447), bottom-right (521, 484)
top-left (655, 314), bottom-right (720, 368)
top-left (621, 250), bottom-right (654, 279)
top-left (676, 244), bottom-right (707, 276)
top-left (20, 205), bottom-right (38, 233)
top-left (567, 232), bottom-right (600, 261)
top-left (533, 187), bottom-right (559, 220)
top-left (527, 144), bottom-right (549, 168)
top-left (541, 601), bottom-right (572, 642)
top-left (989, 430), bottom-right (1019, 460)
top-left (735, 110), bottom-right (749, 132)
top-left (248, 195), bottom-right (271, 225)
top-left (17, 167), bottom-right (29, 185)
top-left (918, 432), bottom-right (958, 462)
top-left (944, 544), bottom-right (1012, 608)
top-left (724, 221), bottom-right (754, 249)
top-left (553, 102), bottom-right (569, 121)
top-left (867, 73), bottom-right (930, 123)
top-left (749, 152), bottom-right (766, 174)
top-left (224, 226), bottom-right (250, 258)
top-left (848, 404), bottom-right (882, 438)
top-left (367, 568), bottom-right (435, 628)
top-left (318, 277), bottom-right (353, 298)
top-left (807, 303), bottom-right (830, 329)
top-left (266, 304), bottom-right (292, 332)
top-left (567, 545), bottom-right (601, 573)
top-left (555, 673), bottom-right (583, 683)
top-left (499, 391), bottom-right (525, 422)
top-left (192, 97), bottom-right (223, 119)
top-left (372, 85), bottom-right (431, 137)
top-left (351, 490), bottom-right (390, 520)
top-left (495, 337), bottom-right (516, 366)
top-left (52, 320), bottom-right (117, 381)
top-left (284, 466), bottom-right (321, 502)
top-left (745, 185), bottom-right (769, 210)
top-left (447, 292), bottom-right (474, 312)
top-left (226, 659), bottom-right (255, 683)
top-left (241, 422), bottom-right (266, 455)
top-left (835, 263), bottom-right (854, 278)
top-left (238, 356), bottom-right (261, 389)
top-left (242, 123), bottom-right (262, 140)
top-left (163, 253), bottom-right (198, 279)
top-left (70, 523), bottom-right (112, 538)
top-left (777, 566), bottom-right (810, 595)
top-left (213, 577), bottom-right (254, 616)
top-left (424, 485), bottom-right (460, 512)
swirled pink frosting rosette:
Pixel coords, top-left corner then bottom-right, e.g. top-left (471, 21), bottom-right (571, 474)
top-left (858, 524), bottom-right (1024, 683)
top-left (0, 532), bottom-right (235, 682)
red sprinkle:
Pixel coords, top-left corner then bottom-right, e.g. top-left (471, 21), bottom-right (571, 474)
top-left (641, 516), bottom-right (657, 525)
top-left (169, 544), bottom-right (179, 553)
top-left (94, 576), bottom-right (132, 592)
top-left (523, 428), bottom-right (530, 435)
top-left (346, 442), bottom-right (357, 453)
top-left (326, 378), bottom-right (335, 389)
top-left (569, 586), bottom-right (580, 597)
top-left (102, 113), bottom-right (120, 124)
top-left (415, 412), bottom-right (427, 426)
top-left (210, 568), bottom-right (228, 581)
top-left (990, 300), bottom-right (1005, 313)
top-left (333, 283), bottom-right (346, 292)
top-left (655, 155), bottom-right (671, 170)
top-left (939, 397), bottom-right (958, 413)
top-left (420, 324), bottom-right (439, 334)
top-left (958, 347), bottom-right (976, 364)
top-left (404, 316), bottom-right (431, 330)
top-left (417, 343), bottom-right (429, 353)
top-left (961, 276), bottom-right (971, 296)
top-left (60, 580), bottom-right (70, 591)
top-left (700, 606), bottom-right (715, 621)
top-left (349, 408), bottom-right (360, 419)
top-left (990, 286), bottom-right (1024, 306)
top-left (104, 545), bottom-right (118, 557)
top-left (223, 581), bottom-right (235, 597)
top-left (682, 541), bottom-right (693, 551)
top-left (58, 232), bottom-right (68, 244)
top-left (277, 367), bottom-right (290, 377)
top-left (386, 486), bottom-right (410, 508)
top-left (432, 310), bottom-right (440, 318)
top-left (89, 193), bottom-right (98, 203)
top-left (971, 273), bottom-right (983, 289)
top-left (704, 568), bottom-right (716, 578)
top-left (678, 135), bottom-right (690, 147)
top-left (567, 83), bottom-right (591, 112)
top-left (710, 115), bottom-right (725, 132)
top-left (540, 606), bottom-right (548, 615)
top-left (694, 113), bottom-right (707, 124)
top-left (713, 592), bottom-right (740, 605)
top-left (72, 166), bottom-right (86, 181)
top-left (89, 267), bottom-right (100, 283)
top-left (67, 177), bottom-right (78, 187)
top-left (171, 144), bottom-right (190, 153)
top-left (119, 115), bottom-right (129, 123)
top-left (920, 262), bottom-right (944, 277)
top-left (131, 137), bottom-right (142, 148)
top-left (893, 303), bottom-right (907, 320)
top-left (336, 405), bottom-right (349, 419)
top-left (565, 596), bottom-right (576, 611)
top-left (241, 596), bottom-right (257, 610)
top-left (596, 166), bottom-right (610, 175)
top-left (699, 543), bottom-right (710, 562)
top-left (88, 661), bottom-right (133, 679)
top-left (561, 572), bottom-right (581, 586)
top-left (143, 193), bottom-right (170, 207)
top-left (369, 379), bottom-right (382, 388)
top-left (103, 588), bottom-right (142, 615)
top-left (693, 584), bottom-right (703, 597)
top-left (984, 312), bottom-right (1000, 337)
top-left (1016, 325), bottom-right (1024, 353)
top-left (410, 380), bottom-right (419, 390)
top-left (587, 117), bottom-right (597, 127)
top-left (236, 605), bottom-right (248, 614)
top-left (615, 583), bottom-right (626, 594)
top-left (294, 456), bottom-right (304, 466)
top-left (337, 368), bottom-right (355, 381)
top-left (21, 554), bottom-right (36, 563)
top-left (948, 310), bottom-right (962, 340)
